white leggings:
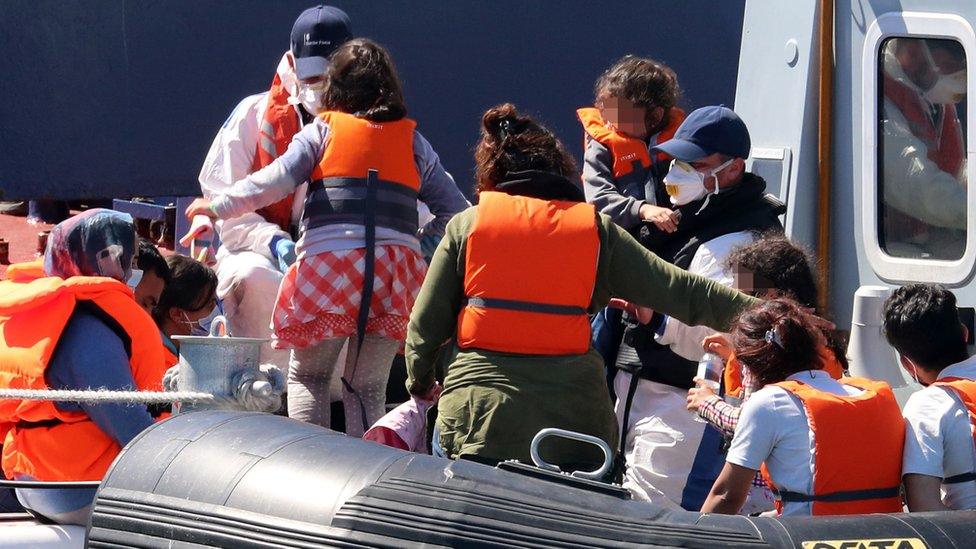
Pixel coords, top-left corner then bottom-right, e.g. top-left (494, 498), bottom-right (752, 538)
top-left (287, 334), bottom-right (399, 437)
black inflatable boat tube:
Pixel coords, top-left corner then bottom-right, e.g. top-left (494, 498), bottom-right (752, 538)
top-left (85, 411), bottom-right (976, 548)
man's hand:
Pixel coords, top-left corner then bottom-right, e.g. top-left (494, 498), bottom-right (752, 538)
top-left (687, 379), bottom-right (717, 412)
top-left (639, 203), bottom-right (680, 233)
top-left (185, 198), bottom-right (217, 220)
top-left (608, 298), bottom-right (654, 325)
top-left (702, 334), bottom-right (733, 360)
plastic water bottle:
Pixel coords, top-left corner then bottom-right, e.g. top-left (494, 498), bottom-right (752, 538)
top-left (696, 352), bottom-right (723, 392)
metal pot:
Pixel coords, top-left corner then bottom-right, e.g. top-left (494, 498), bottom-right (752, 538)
top-left (172, 316), bottom-right (267, 413)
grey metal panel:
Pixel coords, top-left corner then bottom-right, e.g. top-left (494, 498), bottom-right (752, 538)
top-left (734, 0), bottom-right (819, 249)
top-left (0, 0), bottom-right (745, 201)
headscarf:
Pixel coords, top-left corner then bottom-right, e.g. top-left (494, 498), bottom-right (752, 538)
top-left (43, 209), bottom-right (137, 281)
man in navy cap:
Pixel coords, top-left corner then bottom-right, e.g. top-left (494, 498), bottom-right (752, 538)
top-left (611, 106), bottom-right (784, 512)
top-left (192, 5), bottom-right (352, 371)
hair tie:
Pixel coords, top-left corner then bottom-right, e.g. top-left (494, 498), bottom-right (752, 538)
top-left (499, 118), bottom-right (514, 140)
top-left (764, 326), bottom-right (784, 349)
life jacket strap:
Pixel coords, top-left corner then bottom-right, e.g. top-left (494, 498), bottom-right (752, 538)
top-left (304, 176), bottom-right (419, 235)
top-left (463, 296), bottom-right (586, 316)
top-left (772, 485), bottom-right (900, 503)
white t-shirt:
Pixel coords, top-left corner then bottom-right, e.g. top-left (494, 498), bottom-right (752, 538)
top-left (726, 370), bottom-right (864, 516)
top-left (902, 356), bottom-right (976, 510)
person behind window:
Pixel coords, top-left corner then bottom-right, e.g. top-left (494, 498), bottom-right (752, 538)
top-left (153, 255), bottom-right (219, 365)
top-left (701, 298), bottom-right (904, 517)
top-left (404, 103), bottom-right (758, 470)
top-left (884, 284), bottom-right (976, 512)
top-left (0, 209), bottom-right (169, 525)
top-left (880, 38), bottom-right (967, 258)
top-left (133, 237), bottom-right (171, 315)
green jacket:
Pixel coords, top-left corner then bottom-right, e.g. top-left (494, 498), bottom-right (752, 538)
top-left (405, 206), bottom-right (758, 467)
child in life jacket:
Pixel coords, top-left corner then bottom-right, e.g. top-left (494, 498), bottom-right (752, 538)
top-left (701, 298), bottom-right (905, 517)
top-left (686, 234), bottom-right (846, 514)
top-left (185, 39), bottom-right (469, 436)
top-left (578, 55), bottom-right (685, 235)
top-left (686, 233), bottom-right (847, 435)
top-left (580, 55), bottom-right (687, 380)
top-left (884, 284), bottom-right (976, 511)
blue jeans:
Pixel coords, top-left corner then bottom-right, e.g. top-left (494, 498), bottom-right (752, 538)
top-left (431, 424), bottom-right (448, 458)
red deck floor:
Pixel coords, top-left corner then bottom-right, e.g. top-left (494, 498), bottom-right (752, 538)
top-left (0, 213), bottom-right (54, 279)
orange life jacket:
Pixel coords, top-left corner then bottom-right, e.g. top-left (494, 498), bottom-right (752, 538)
top-left (724, 345), bottom-right (845, 401)
top-left (576, 107), bottom-right (686, 178)
top-left (5, 260), bottom-right (45, 283)
top-left (302, 111), bottom-right (421, 236)
top-left (0, 270), bottom-right (168, 481)
top-left (251, 71), bottom-right (302, 232)
top-left (457, 191), bottom-right (599, 355)
top-left (932, 377), bottom-right (976, 485)
top-left (760, 377), bottom-right (904, 516)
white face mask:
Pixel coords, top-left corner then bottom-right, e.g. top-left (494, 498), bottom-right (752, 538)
top-left (922, 42), bottom-right (967, 105)
top-left (664, 159), bottom-right (734, 206)
top-left (297, 80), bottom-right (327, 114)
top-left (126, 267), bottom-right (143, 290)
top-left (924, 70), bottom-right (967, 105)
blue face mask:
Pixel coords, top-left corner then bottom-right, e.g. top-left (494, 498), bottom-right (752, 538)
top-left (184, 302), bottom-right (223, 337)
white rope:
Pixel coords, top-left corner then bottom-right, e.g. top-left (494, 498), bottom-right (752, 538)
top-left (0, 388), bottom-right (215, 404)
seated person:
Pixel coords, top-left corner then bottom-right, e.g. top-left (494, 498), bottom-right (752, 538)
top-left (701, 298), bottom-right (904, 517)
top-left (884, 284), bottom-right (976, 511)
top-left (684, 233), bottom-right (846, 515)
top-left (133, 237), bottom-right (171, 315)
top-left (0, 209), bottom-right (169, 525)
top-left (153, 255), bottom-right (219, 361)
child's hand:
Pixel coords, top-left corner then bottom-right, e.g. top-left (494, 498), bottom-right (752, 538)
top-left (639, 203), bottom-right (680, 233)
top-left (686, 379), bottom-right (717, 412)
top-left (702, 333), bottom-right (733, 360)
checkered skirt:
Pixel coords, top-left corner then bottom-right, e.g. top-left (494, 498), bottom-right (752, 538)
top-left (272, 245), bottom-right (427, 349)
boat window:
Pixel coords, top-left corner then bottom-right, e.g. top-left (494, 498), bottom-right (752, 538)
top-left (877, 37), bottom-right (968, 260)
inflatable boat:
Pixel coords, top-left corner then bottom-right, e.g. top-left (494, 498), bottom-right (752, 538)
top-left (68, 411), bottom-right (970, 548)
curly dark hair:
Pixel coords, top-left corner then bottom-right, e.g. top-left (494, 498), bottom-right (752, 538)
top-left (883, 284), bottom-right (968, 371)
top-left (724, 232), bottom-right (818, 308)
top-left (724, 232), bottom-right (849, 371)
top-left (474, 103), bottom-right (578, 193)
top-left (322, 38), bottom-right (406, 122)
top-left (731, 297), bottom-right (834, 388)
top-left (594, 55), bottom-right (681, 133)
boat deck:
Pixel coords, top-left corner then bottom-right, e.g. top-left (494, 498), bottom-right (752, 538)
top-left (0, 213), bottom-right (54, 279)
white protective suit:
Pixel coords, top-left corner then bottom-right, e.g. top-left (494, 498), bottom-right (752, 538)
top-left (197, 53), bottom-right (306, 370)
top-left (615, 230), bottom-right (756, 511)
top-left (881, 46), bottom-right (967, 231)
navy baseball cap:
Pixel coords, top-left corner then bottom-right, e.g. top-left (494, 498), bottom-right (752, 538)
top-left (652, 106), bottom-right (751, 161)
top-left (290, 5), bottom-right (353, 80)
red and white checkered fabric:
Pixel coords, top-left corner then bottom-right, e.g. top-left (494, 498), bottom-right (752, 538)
top-left (272, 245), bottom-right (427, 349)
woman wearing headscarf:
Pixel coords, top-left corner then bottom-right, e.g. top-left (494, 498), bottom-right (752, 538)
top-left (0, 209), bottom-right (169, 524)
top-left (406, 104), bottom-right (758, 470)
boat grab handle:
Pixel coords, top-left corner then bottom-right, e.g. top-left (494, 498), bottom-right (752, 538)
top-left (529, 428), bottom-right (613, 481)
